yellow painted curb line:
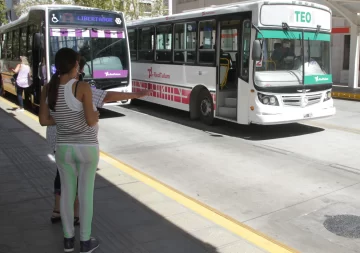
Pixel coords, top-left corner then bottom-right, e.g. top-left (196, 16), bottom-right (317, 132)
top-left (332, 91), bottom-right (360, 101)
top-left (100, 150), bottom-right (299, 253)
top-left (0, 96), bottom-right (299, 253)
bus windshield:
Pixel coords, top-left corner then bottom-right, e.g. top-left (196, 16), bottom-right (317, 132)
top-left (49, 29), bottom-right (129, 79)
top-left (254, 30), bottom-right (331, 88)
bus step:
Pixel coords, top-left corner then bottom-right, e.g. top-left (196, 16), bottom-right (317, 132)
top-left (218, 107), bottom-right (237, 119)
top-left (224, 97), bottom-right (237, 108)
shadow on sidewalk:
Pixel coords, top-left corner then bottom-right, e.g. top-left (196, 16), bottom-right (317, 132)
top-left (0, 108), bottom-right (226, 253)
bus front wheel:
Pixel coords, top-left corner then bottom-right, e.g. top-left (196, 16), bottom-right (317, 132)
top-left (198, 89), bottom-right (214, 125)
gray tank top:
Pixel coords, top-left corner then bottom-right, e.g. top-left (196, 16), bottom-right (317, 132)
top-left (50, 79), bottom-right (98, 146)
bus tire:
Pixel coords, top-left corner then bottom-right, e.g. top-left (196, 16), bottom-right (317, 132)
top-left (198, 89), bottom-right (214, 125)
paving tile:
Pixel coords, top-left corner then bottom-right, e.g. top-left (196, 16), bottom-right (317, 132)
top-left (0, 186), bottom-right (41, 205)
top-left (142, 234), bottom-right (211, 253)
top-left (166, 212), bottom-right (214, 232)
top-left (218, 240), bottom-right (267, 253)
top-left (0, 179), bottom-right (34, 193)
top-left (0, 171), bottom-right (24, 183)
top-left (191, 226), bottom-right (240, 249)
top-left (119, 182), bottom-right (170, 204)
top-left (126, 221), bottom-right (180, 244)
top-left (146, 200), bottom-right (188, 217)
top-left (96, 169), bottom-right (138, 186)
top-left (0, 164), bottom-right (20, 173)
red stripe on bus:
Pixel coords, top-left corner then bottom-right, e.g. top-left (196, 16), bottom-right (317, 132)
top-left (132, 81), bottom-right (216, 109)
top-left (332, 27), bottom-right (350, 34)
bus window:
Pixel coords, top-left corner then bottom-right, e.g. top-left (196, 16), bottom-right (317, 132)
top-left (49, 36), bottom-right (91, 75)
top-left (138, 27), bottom-right (154, 61)
top-left (27, 25), bottom-right (37, 52)
top-left (128, 29), bottom-right (137, 61)
top-left (174, 22), bottom-right (196, 63)
top-left (156, 24), bottom-right (172, 62)
top-left (1, 34), bottom-right (6, 59)
top-left (20, 27), bottom-right (27, 57)
top-left (198, 20), bottom-right (216, 64)
top-left (6, 32), bottom-right (12, 59)
top-left (13, 29), bottom-right (20, 60)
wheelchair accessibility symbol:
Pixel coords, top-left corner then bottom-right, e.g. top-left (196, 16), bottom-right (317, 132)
top-left (51, 14), bottom-right (59, 23)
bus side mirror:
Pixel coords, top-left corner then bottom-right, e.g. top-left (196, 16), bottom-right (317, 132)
top-left (252, 40), bottom-right (262, 61)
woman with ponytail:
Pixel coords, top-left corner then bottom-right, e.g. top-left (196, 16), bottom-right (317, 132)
top-left (39, 48), bottom-right (150, 253)
top-left (39, 48), bottom-right (101, 253)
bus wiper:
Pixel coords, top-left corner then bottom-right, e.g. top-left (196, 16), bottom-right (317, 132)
top-left (282, 22), bottom-right (296, 40)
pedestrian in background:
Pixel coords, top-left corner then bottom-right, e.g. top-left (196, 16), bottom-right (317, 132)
top-left (11, 56), bottom-right (32, 111)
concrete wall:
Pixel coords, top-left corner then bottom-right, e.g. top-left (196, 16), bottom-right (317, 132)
top-left (331, 18), bottom-right (360, 85)
top-left (5, 0), bottom-right (19, 22)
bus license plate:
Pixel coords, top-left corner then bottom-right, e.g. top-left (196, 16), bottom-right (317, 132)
top-left (304, 113), bottom-right (313, 119)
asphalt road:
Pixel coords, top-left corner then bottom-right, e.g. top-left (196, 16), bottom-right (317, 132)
top-left (97, 98), bottom-right (360, 253)
top-left (3, 91), bottom-right (360, 252)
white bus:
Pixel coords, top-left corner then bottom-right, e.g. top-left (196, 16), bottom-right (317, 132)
top-left (0, 5), bottom-right (132, 111)
top-left (127, 0), bottom-right (336, 125)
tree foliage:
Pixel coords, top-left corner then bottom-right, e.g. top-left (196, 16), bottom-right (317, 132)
top-left (14, 0), bottom-right (71, 17)
top-left (74, 0), bottom-right (167, 20)
top-left (13, 0), bottom-right (167, 22)
top-left (0, 0), bottom-right (8, 25)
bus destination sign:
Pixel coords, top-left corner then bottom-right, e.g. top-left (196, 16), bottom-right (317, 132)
top-left (49, 10), bottom-right (123, 27)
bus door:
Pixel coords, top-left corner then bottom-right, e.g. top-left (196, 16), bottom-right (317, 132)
top-left (30, 19), bottom-right (45, 112)
top-left (216, 18), bottom-right (242, 120)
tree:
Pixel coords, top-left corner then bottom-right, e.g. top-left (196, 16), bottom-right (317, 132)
top-left (13, 0), bottom-right (167, 22)
top-left (74, 0), bottom-right (167, 21)
top-left (73, 0), bottom-right (113, 11)
top-left (151, 0), bottom-right (168, 17)
top-left (14, 0), bottom-right (72, 17)
top-left (0, 0), bottom-right (7, 25)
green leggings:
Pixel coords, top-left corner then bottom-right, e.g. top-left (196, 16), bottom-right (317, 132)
top-left (56, 144), bottom-right (99, 241)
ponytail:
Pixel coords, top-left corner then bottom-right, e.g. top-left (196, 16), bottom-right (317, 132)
top-left (47, 72), bottom-right (60, 111)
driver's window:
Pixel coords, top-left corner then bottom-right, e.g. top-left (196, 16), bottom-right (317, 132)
top-left (241, 20), bottom-right (251, 80)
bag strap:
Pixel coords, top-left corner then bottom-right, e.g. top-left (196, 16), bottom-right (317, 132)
top-left (74, 81), bottom-right (80, 97)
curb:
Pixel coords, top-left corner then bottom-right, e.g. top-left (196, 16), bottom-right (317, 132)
top-left (332, 92), bottom-right (360, 101)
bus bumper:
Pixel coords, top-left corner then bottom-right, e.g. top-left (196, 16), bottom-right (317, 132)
top-left (250, 102), bottom-right (336, 125)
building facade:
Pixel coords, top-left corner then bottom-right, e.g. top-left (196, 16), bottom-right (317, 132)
top-left (4, 0), bottom-right (19, 22)
top-left (173, 0), bottom-right (360, 87)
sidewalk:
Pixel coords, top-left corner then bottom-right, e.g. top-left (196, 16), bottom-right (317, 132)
top-left (332, 85), bottom-right (360, 101)
top-left (0, 100), bottom-right (267, 253)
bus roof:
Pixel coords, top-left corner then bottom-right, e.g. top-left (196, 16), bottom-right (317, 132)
top-left (0, 4), bottom-right (120, 32)
top-left (127, 0), bottom-right (332, 27)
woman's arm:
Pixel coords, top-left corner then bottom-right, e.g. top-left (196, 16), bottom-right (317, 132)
top-left (79, 82), bottom-right (99, 127)
top-left (103, 90), bottom-right (150, 103)
top-left (39, 84), bottom-right (56, 126)
top-left (12, 64), bottom-right (21, 74)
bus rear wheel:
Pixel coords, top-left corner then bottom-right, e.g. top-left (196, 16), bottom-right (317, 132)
top-left (198, 89), bottom-right (214, 125)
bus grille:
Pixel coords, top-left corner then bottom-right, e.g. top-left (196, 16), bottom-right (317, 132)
top-left (282, 93), bottom-right (322, 107)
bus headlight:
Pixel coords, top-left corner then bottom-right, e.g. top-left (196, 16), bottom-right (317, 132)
top-left (257, 93), bottom-right (279, 106)
top-left (324, 91), bottom-right (332, 102)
